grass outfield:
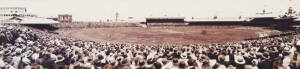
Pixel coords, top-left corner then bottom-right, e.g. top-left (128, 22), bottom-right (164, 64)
top-left (63, 26), bottom-right (281, 45)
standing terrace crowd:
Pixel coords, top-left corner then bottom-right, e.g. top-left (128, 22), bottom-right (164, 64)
top-left (1, 24), bottom-right (300, 69)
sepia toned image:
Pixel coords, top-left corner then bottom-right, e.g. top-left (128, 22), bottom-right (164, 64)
top-left (1, 0), bottom-right (300, 69)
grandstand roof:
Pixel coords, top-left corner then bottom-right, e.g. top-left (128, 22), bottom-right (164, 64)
top-left (292, 25), bottom-right (300, 28)
top-left (247, 13), bottom-right (278, 19)
top-left (146, 17), bottom-right (185, 19)
top-left (295, 16), bottom-right (300, 21)
top-left (186, 18), bottom-right (246, 22)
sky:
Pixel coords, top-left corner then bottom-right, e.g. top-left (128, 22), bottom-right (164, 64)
top-left (0, 0), bottom-right (299, 21)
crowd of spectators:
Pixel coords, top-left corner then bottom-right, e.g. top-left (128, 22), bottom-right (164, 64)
top-left (1, 24), bottom-right (300, 69)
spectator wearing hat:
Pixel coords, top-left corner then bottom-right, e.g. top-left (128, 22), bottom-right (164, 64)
top-left (295, 39), bottom-right (300, 69)
top-left (234, 53), bottom-right (245, 69)
top-left (201, 59), bottom-right (212, 69)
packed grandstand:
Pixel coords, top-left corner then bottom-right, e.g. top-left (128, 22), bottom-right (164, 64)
top-left (1, 23), bottom-right (300, 69)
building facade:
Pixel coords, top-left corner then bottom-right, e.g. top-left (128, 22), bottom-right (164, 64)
top-left (0, 7), bottom-right (36, 17)
top-left (0, 7), bottom-right (26, 14)
top-left (58, 14), bottom-right (72, 23)
top-left (0, 7), bottom-right (58, 24)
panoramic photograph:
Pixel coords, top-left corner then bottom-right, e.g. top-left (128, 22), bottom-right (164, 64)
top-left (0, 0), bottom-right (300, 69)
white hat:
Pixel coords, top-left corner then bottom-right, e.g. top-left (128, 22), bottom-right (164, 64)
top-left (209, 59), bottom-right (217, 67)
top-left (21, 28), bottom-right (28, 32)
top-left (284, 47), bottom-right (290, 51)
top-left (22, 57), bottom-right (31, 64)
top-left (252, 59), bottom-right (258, 65)
top-left (15, 37), bottom-right (25, 43)
top-left (50, 54), bottom-right (57, 60)
top-left (0, 24), bottom-right (6, 28)
top-left (7, 26), bottom-right (13, 29)
top-left (101, 59), bottom-right (106, 63)
top-left (216, 65), bottom-right (226, 69)
top-left (235, 56), bottom-right (245, 65)
top-left (0, 60), bottom-right (6, 67)
top-left (296, 40), bottom-right (300, 46)
top-left (31, 53), bottom-right (40, 60)
top-left (15, 48), bottom-right (22, 53)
